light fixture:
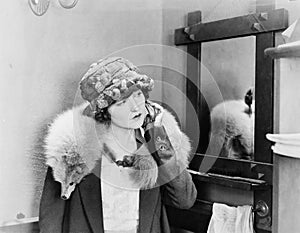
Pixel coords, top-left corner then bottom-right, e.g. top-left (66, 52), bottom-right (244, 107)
top-left (58, 0), bottom-right (79, 9)
top-left (28, 0), bottom-right (79, 16)
top-left (28, 0), bottom-right (50, 16)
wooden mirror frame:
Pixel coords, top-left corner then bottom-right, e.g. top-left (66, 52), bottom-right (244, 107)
top-left (168, 9), bottom-right (288, 233)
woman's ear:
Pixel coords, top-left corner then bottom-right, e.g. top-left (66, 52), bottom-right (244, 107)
top-left (83, 104), bottom-right (95, 117)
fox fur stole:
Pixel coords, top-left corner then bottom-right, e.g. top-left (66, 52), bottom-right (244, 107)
top-left (44, 103), bottom-right (191, 199)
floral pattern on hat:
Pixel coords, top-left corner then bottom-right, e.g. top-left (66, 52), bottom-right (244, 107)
top-left (96, 98), bottom-right (109, 109)
top-left (95, 81), bottom-right (105, 93)
top-left (79, 57), bottom-right (154, 109)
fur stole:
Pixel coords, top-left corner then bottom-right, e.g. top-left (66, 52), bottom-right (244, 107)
top-left (44, 103), bottom-right (191, 199)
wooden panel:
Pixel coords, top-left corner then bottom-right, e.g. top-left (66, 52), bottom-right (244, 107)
top-left (195, 183), bottom-right (253, 206)
top-left (186, 11), bottom-right (202, 25)
top-left (185, 11), bottom-right (210, 155)
top-left (190, 170), bottom-right (270, 191)
top-left (254, 32), bottom-right (275, 232)
top-left (190, 154), bottom-right (273, 183)
top-left (186, 44), bottom-right (201, 153)
top-left (255, 189), bottom-right (273, 232)
top-left (185, 11), bottom-right (202, 155)
top-left (255, 32), bottom-right (275, 163)
top-left (175, 8), bottom-right (288, 45)
top-left (167, 202), bottom-right (211, 233)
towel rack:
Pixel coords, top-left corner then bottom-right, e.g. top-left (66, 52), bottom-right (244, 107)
top-left (167, 199), bottom-right (270, 232)
top-left (253, 200), bottom-right (269, 217)
top-left (188, 169), bottom-right (270, 191)
top-left (192, 199), bottom-right (269, 217)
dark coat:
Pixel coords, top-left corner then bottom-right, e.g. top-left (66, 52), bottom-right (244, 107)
top-left (39, 103), bottom-right (197, 233)
top-left (39, 166), bottom-right (196, 233)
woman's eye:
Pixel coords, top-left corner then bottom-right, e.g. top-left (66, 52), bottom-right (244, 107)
top-left (69, 182), bottom-right (74, 186)
top-left (116, 100), bottom-right (126, 105)
top-left (135, 91), bottom-right (143, 98)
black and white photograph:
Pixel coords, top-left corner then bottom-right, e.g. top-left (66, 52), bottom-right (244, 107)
top-left (1, 0), bottom-right (300, 233)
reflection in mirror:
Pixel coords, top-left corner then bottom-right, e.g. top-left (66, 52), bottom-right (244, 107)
top-left (201, 36), bottom-right (255, 160)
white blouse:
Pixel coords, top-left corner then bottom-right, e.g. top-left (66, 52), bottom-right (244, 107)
top-left (101, 154), bottom-right (140, 232)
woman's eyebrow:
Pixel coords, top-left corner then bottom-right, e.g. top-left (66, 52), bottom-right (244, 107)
top-left (119, 98), bottom-right (128, 103)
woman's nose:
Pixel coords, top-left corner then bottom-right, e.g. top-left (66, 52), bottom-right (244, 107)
top-left (129, 97), bottom-right (139, 111)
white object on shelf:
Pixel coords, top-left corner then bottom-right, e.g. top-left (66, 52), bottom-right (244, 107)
top-left (266, 133), bottom-right (300, 159)
top-left (282, 19), bottom-right (300, 43)
top-left (277, 40), bottom-right (300, 48)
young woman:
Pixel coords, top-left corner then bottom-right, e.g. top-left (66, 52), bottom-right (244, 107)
top-left (39, 57), bottom-right (197, 233)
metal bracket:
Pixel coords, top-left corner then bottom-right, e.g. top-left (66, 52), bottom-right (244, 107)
top-left (253, 200), bottom-right (269, 217)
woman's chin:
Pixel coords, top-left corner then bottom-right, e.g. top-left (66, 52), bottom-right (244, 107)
top-left (112, 119), bottom-right (144, 129)
top-left (130, 119), bottom-right (144, 129)
top-left (130, 114), bottom-right (145, 129)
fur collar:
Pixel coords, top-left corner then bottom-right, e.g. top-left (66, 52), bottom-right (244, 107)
top-left (44, 103), bottom-right (191, 199)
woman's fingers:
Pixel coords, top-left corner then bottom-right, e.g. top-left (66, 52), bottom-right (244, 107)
top-left (146, 101), bottom-right (164, 126)
top-left (154, 111), bottom-right (163, 127)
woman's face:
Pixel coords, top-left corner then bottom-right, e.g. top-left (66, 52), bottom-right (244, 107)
top-left (108, 89), bottom-right (146, 129)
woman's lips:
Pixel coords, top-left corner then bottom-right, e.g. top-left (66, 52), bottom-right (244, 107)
top-left (132, 113), bottom-right (142, 119)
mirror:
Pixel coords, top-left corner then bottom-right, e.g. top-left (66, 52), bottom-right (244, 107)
top-left (201, 36), bottom-right (256, 160)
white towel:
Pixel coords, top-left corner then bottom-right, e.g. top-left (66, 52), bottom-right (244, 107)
top-left (207, 203), bottom-right (254, 233)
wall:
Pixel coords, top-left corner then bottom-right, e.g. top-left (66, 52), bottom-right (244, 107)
top-left (276, 0), bottom-right (300, 23)
top-left (274, 0), bottom-right (300, 133)
top-left (273, 154), bottom-right (300, 233)
top-left (0, 0), bottom-right (163, 226)
top-left (273, 1), bottom-right (300, 233)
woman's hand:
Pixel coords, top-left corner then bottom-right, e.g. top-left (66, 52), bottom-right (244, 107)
top-left (144, 101), bottom-right (164, 129)
top-left (151, 102), bottom-right (164, 127)
top-left (143, 101), bottom-right (177, 166)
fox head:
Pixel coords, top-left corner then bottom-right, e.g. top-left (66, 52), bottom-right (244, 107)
top-left (48, 153), bottom-right (89, 200)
